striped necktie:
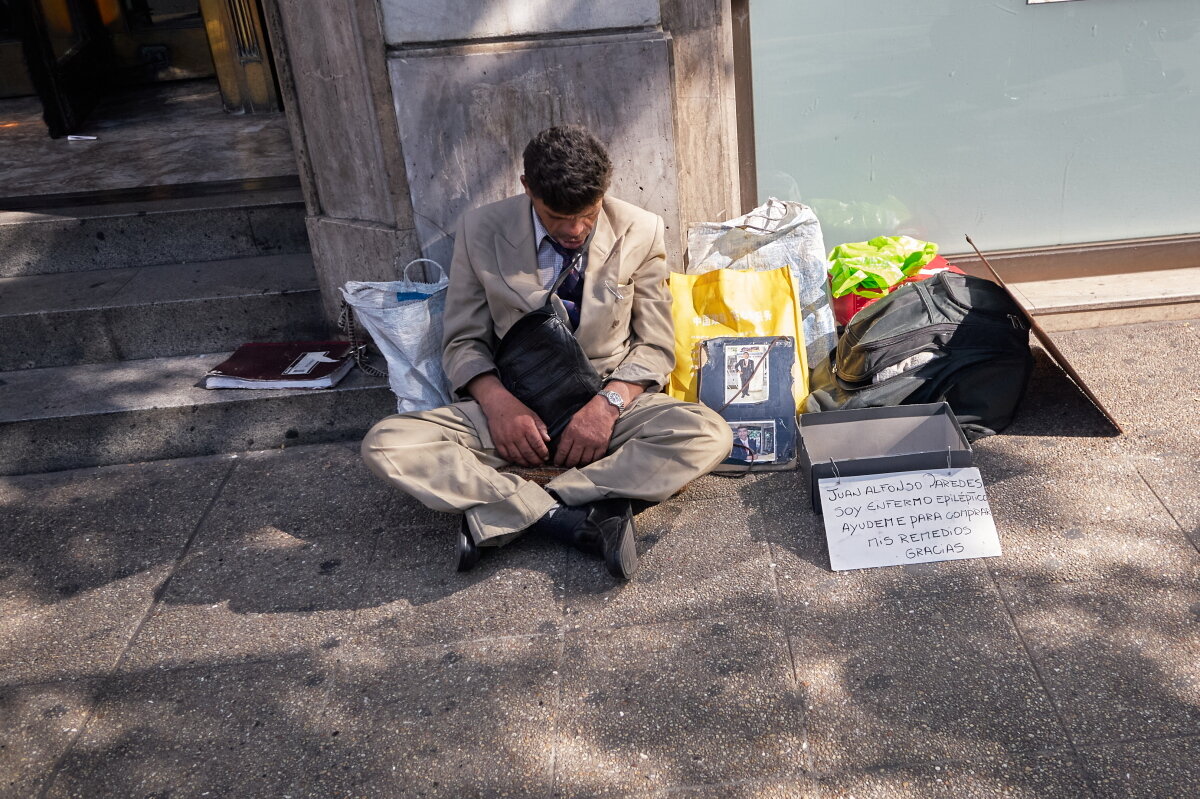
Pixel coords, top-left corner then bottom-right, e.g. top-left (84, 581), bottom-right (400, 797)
top-left (546, 237), bottom-right (584, 329)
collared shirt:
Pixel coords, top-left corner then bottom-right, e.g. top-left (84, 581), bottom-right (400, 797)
top-left (532, 206), bottom-right (589, 289)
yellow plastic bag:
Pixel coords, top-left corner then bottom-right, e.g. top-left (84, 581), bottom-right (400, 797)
top-left (668, 266), bottom-right (809, 409)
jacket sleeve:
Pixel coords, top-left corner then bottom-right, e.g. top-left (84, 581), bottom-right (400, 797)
top-left (441, 215), bottom-right (499, 397)
top-left (606, 214), bottom-right (675, 391)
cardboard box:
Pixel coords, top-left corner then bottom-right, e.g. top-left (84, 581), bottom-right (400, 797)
top-left (799, 402), bottom-right (973, 513)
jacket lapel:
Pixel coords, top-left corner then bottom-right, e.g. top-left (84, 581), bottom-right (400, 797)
top-left (575, 203), bottom-right (623, 347)
top-left (491, 195), bottom-right (624, 333)
top-left (494, 196), bottom-right (542, 305)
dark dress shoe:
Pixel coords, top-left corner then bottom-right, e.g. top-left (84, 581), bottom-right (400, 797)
top-left (528, 497), bottom-right (637, 580)
top-left (584, 498), bottom-right (638, 580)
top-left (456, 517), bottom-right (480, 572)
top-left (527, 502), bottom-right (597, 554)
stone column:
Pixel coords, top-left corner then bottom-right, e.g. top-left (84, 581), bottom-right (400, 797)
top-left (661, 0), bottom-right (745, 233)
top-left (263, 0), bottom-right (422, 321)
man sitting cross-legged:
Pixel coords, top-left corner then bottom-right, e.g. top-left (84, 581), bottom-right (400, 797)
top-left (361, 125), bottom-right (731, 580)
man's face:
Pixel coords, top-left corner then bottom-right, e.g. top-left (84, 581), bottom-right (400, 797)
top-left (737, 427), bottom-right (749, 439)
top-left (523, 177), bottom-right (602, 251)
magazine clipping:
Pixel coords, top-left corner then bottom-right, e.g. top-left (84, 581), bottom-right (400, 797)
top-left (724, 344), bottom-right (770, 405)
top-left (728, 421), bottom-right (777, 464)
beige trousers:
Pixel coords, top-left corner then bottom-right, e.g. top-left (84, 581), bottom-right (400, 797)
top-left (361, 392), bottom-right (732, 545)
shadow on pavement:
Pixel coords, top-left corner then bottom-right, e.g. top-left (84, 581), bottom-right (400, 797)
top-left (2, 322), bottom-right (1199, 796)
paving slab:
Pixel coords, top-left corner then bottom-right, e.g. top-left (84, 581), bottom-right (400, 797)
top-left (639, 781), bottom-right (812, 798)
top-left (1050, 321), bottom-right (1200, 554)
top-left (1001, 344), bottom-right (1125, 441)
top-left (1124, 448), bottom-right (1200, 555)
top-left (343, 448), bottom-right (570, 648)
top-left (0, 680), bottom-right (96, 798)
top-left (755, 341), bottom-right (1165, 605)
top-left (674, 469), bottom-right (801, 505)
top-left (44, 657), bottom-right (336, 799)
top-left (633, 751), bottom-right (1092, 799)
top-left (975, 436), bottom-right (1200, 587)
top-left (1048, 320), bottom-right (1200, 443)
top-left (1000, 575), bottom-right (1200, 745)
top-left (561, 494), bottom-right (779, 632)
top-left (785, 591), bottom-right (1068, 772)
top-left (756, 486), bottom-right (997, 605)
top-left (803, 752), bottom-right (1093, 799)
top-left (0, 458), bottom-right (231, 684)
top-left (122, 445), bottom-right (392, 670)
top-left (382, 486), bottom-right (459, 530)
top-left (297, 633), bottom-right (560, 798)
top-left (965, 336), bottom-right (1200, 585)
top-left (555, 614), bottom-right (805, 797)
top-left (351, 525), bottom-right (568, 648)
top-left (1077, 736), bottom-right (1200, 799)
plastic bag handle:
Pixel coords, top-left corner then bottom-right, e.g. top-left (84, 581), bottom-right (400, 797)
top-left (337, 300), bottom-right (387, 378)
top-left (736, 198), bottom-right (788, 233)
top-left (401, 258), bottom-right (447, 283)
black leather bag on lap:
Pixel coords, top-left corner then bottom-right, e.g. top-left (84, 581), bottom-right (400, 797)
top-left (494, 301), bottom-right (602, 441)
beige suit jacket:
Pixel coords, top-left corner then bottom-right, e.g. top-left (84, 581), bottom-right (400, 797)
top-left (441, 194), bottom-right (675, 399)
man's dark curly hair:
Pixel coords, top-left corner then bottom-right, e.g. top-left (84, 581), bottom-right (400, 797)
top-left (522, 126), bottom-right (612, 214)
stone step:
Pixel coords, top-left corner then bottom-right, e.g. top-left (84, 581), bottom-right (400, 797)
top-left (0, 353), bottom-right (395, 476)
top-left (0, 186), bottom-right (308, 278)
top-left (1009, 265), bottom-right (1200, 331)
top-left (0, 253), bottom-right (329, 371)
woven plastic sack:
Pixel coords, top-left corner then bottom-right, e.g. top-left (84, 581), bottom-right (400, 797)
top-left (339, 259), bottom-right (452, 413)
top-left (686, 197), bottom-right (836, 369)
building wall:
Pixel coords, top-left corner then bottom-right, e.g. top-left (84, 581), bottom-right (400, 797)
top-left (387, 30), bottom-right (680, 269)
top-left (268, 0), bottom-right (742, 320)
top-left (379, 0), bottom-right (661, 43)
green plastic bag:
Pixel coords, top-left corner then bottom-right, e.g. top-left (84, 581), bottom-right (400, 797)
top-left (828, 236), bottom-right (939, 299)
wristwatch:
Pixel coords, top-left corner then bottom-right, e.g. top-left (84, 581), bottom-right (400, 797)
top-left (598, 389), bottom-right (626, 413)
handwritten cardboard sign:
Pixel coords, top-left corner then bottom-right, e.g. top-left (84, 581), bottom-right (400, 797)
top-left (819, 467), bottom-right (1001, 571)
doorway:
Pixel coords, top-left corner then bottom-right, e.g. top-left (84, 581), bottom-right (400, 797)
top-left (2, 0), bottom-right (280, 138)
top-left (0, 0), bottom-right (296, 202)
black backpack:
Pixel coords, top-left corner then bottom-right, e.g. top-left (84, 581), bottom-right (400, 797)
top-left (806, 272), bottom-right (1033, 438)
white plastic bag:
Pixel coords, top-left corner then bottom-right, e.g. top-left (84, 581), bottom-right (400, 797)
top-left (686, 197), bottom-right (837, 369)
top-left (339, 259), bottom-right (452, 413)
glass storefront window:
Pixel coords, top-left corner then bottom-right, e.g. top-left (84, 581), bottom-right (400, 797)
top-left (750, 1), bottom-right (1200, 252)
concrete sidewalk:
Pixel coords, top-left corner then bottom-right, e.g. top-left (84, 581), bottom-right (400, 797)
top-left (2, 319), bottom-right (1198, 798)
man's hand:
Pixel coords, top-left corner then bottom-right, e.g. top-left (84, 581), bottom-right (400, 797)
top-left (467, 374), bottom-right (550, 466)
top-left (554, 381), bottom-right (645, 468)
top-left (554, 396), bottom-right (619, 468)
